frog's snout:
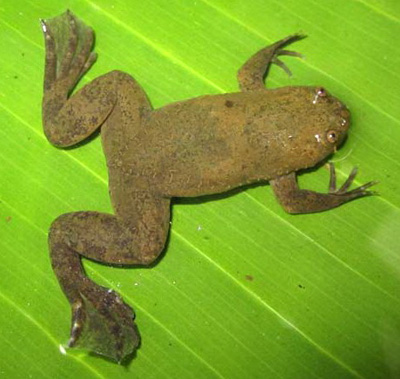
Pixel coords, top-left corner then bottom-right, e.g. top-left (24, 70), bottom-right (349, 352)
top-left (330, 104), bottom-right (350, 148)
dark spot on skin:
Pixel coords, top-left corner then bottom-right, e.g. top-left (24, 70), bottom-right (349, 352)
top-left (5, 216), bottom-right (12, 222)
top-left (115, 339), bottom-right (124, 355)
top-left (245, 274), bottom-right (254, 281)
top-left (14, 75), bottom-right (18, 79)
top-left (225, 100), bottom-right (234, 108)
top-left (298, 284), bottom-right (305, 289)
top-left (110, 323), bottom-right (121, 336)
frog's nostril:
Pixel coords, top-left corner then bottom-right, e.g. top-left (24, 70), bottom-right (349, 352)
top-left (338, 107), bottom-right (350, 128)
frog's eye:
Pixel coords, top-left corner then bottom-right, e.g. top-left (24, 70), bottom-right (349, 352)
top-left (316, 87), bottom-right (327, 97)
top-left (326, 130), bottom-right (338, 144)
top-left (313, 87), bottom-right (327, 104)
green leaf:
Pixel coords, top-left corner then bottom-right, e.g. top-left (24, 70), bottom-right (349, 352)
top-left (0, 0), bottom-right (399, 378)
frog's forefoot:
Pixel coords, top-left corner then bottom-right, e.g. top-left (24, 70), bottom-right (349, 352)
top-left (237, 33), bottom-right (305, 91)
top-left (68, 282), bottom-right (140, 363)
top-left (328, 162), bottom-right (378, 199)
top-left (271, 35), bottom-right (305, 77)
top-left (270, 164), bottom-right (377, 214)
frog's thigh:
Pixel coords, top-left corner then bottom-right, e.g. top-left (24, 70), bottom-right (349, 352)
top-left (50, 194), bottom-right (170, 267)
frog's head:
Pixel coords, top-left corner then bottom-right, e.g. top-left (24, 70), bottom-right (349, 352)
top-left (277, 86), bottom-right (351, 171)
top-left (307, 86), bottom-right (350, 148)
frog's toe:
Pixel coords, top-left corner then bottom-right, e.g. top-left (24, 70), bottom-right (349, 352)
top-left (59, 11), bottom-right (79, 77)
top-left (41, 10), bottom-right (96, 92)
top-left (41, 19), bottom-right (57, 90)
top-left (68, 284), bottom-right (140, 363)
top-left (72, 31), bottom-right (96, 80)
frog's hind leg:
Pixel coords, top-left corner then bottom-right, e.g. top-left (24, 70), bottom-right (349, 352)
top-left (49, 193), bottom-right (170, 362)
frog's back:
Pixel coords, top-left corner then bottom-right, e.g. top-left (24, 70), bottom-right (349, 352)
top-left (114, 87), bottom-right (343, 197)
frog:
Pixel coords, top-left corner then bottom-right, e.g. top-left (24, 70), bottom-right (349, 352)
top-left (40, 11), bottom-right (376, 362)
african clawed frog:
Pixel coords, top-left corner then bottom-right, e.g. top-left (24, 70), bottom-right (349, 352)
top-left (41, 11), bottom-right (376, 362)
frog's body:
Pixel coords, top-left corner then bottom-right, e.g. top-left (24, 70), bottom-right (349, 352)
top-left (106, 87), bottom-right (348, 197)
top-left (41, 11), bottom-right (375, 362)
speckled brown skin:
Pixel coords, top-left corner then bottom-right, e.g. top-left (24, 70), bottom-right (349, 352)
top-left (41, 11), bottom-right (376, 362)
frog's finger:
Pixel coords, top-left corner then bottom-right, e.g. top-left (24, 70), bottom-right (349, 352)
top-left (344, 180), bottom-right (379, 196)
top-left (272, 49), bottom-right (304, 76)
top-left (337, 166), bottom-right (358, 194)
top-left (272, 57), bottom-right (292, 76)
top-left (277, 50), bottom-right (304, 59)
top-left (272, 34), bottom-right (306, 50)
top-left (41, 19), bottom-right (57, 90)
top-left (328, 162), bottom-right (337, 192)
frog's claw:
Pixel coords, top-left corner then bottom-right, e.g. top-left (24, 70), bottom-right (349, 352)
top-left (41, 10), bottom-right (96, 93)
top-left (68, 282), bottom-right (140, 363)
top-left (238, 33), bottom-right (305, 91)
top-left (328, 162), bottom-right (378, 198)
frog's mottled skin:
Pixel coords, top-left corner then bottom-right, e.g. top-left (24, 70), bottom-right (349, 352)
top-left (41, 11), bottom-right (376, 362)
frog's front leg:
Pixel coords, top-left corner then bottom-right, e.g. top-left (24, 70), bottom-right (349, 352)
top-left (41, 11), bottom-right (150, 147)
top-left (49, 192), bottom-right (171, 362)
top-left (270, 164), bottom-right (377, 214)
top-left (237, 34), bottom-right (304, 91)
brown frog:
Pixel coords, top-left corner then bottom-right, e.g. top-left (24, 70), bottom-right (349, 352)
top-left (41, 11), bottom-right (376, 362)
